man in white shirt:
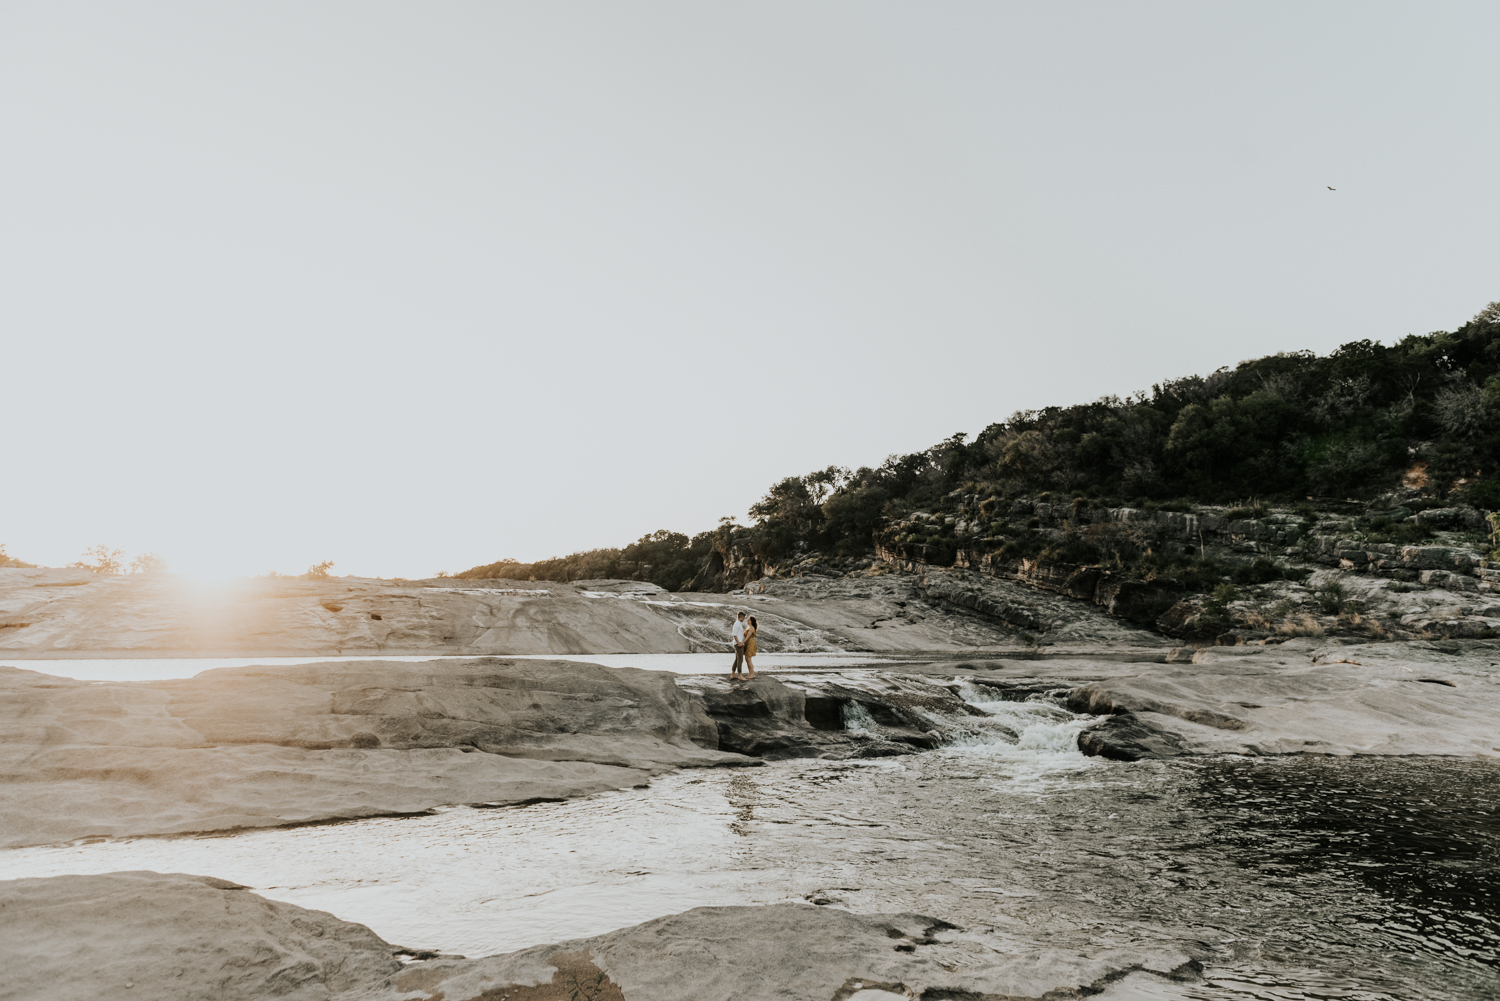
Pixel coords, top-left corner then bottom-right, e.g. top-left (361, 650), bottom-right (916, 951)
top-left (730, 611), bottom-right (747, 679)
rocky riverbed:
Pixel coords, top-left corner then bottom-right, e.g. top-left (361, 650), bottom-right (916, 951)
top-left (6, 636), bottom-right (1495, 850)
top-left (2, 569), bottom-right (1498, 1000)
top-left (4, 720), bottom-right (1496, 1001)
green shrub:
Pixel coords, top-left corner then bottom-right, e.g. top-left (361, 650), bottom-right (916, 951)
top-left (1204, 582), bottom-right (1240, 615)
top-left (1361, 520), bottom-right (1435, 545)
top-left (1233, 557), bottom-right (1282, 585)
top-left (1457, 478), bottom-right (1500, 511)
top-left (1225, 504), bottom-right (1268, 520)
top-left (1310, 579), bottom-right (1361, 615)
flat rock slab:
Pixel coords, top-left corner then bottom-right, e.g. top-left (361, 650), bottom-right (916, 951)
top-left (0, 872), bottom-right (1206, 1001)
top-left (0, 658), bottom-right (746, 848)
top-left (0, 871), bottom-right (404, 1001)
top-left (405, 903), bottom-right (1199, 1001)
top-left (1066, 638), bottom-right (1500, 759)
top-left (0, 566), bottom-right (1162, 658)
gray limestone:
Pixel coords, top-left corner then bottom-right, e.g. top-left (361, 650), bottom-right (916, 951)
top-left (0, 658), bottom-right (745, 849)
top-left (0, 871), bottom-right (1206, 1001)
top-left (0, 564), bottom-right (1162, 659)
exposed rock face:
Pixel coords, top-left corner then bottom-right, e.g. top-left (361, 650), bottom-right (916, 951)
top-left (0, 569), bottom-right (719, 657)
top-left (873, 495), bottom-right (1500, 642)
top-left (0, 566), bottom-right (1162, 657)
top-left (1067, 638), bottom-right (1500, 759)
top-left (6, 637), bottom-right (1495, 846)
top-left (754, 568), bottom-right (1168, 649)
top-left (0, 872), bottom-right (1206, 1001)
top-left (681, 545), bottom-right (771, 593)
top-left (0, 658), bottom-right (746, 849)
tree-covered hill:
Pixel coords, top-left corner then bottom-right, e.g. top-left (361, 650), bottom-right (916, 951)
top-left (458, 302), bottom-right (1500, 590)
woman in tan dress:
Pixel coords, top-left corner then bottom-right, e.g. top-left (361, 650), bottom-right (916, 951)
top-left (743, 615), bottom-right (758, 679)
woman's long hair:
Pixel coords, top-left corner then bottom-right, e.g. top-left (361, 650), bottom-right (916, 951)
top-left (747, 615), bottom-right (757, 630)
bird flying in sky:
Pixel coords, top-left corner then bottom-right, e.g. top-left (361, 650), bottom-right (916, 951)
top-left (1328, 186), bottom-right (1336, 190)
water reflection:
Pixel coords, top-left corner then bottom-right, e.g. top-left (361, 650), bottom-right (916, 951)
top-left (726, 773), bottom-right (758, 837)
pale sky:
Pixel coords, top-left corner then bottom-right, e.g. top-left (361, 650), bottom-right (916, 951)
top-left (3, 2), bottom-right (1498, 579)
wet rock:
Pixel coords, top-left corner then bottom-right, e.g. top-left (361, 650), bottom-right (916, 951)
top-left (682, 677), bottom-right (923, 760)
top-left (1077, 713), bottom-right (1190, 760)
top-left (1067, 683), bottom-right (1243, 732)
top-left (963, 676), bottom-right (1074, 701)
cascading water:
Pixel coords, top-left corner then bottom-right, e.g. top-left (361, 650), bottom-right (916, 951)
top-left (840, 700), bottom-right (880, 732)
top-left (928, 678), bottom-right (1098, 759)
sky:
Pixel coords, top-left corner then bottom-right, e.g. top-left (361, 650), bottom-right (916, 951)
top-left (3, 2), bottom-right (1498, 579)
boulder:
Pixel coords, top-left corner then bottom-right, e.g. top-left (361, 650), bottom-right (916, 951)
top-left (1076, 713), bottom-right (1189, 760)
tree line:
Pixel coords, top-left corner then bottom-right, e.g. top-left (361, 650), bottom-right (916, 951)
top-left (458, 302), bottom-right (1500, 587)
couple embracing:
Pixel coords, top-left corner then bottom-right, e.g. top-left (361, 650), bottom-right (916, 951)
top-left (729, 610), bottom-right (758, 681)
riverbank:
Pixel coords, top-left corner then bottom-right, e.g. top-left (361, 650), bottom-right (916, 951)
top-left (3, 591), bottom-right (1498, 1000)
top-left (4, 638), bottom-right (1497, 851)
top-left (0, 565), bottom-right (1162, 658)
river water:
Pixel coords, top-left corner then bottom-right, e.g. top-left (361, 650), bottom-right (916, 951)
top-left (1, 674), bottom-right (1495, 1000)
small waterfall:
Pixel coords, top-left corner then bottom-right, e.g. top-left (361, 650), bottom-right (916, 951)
top-left (941, 683), bottom-right (1093, 759)
top-left (840, 701), bottom-right (880, 732)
